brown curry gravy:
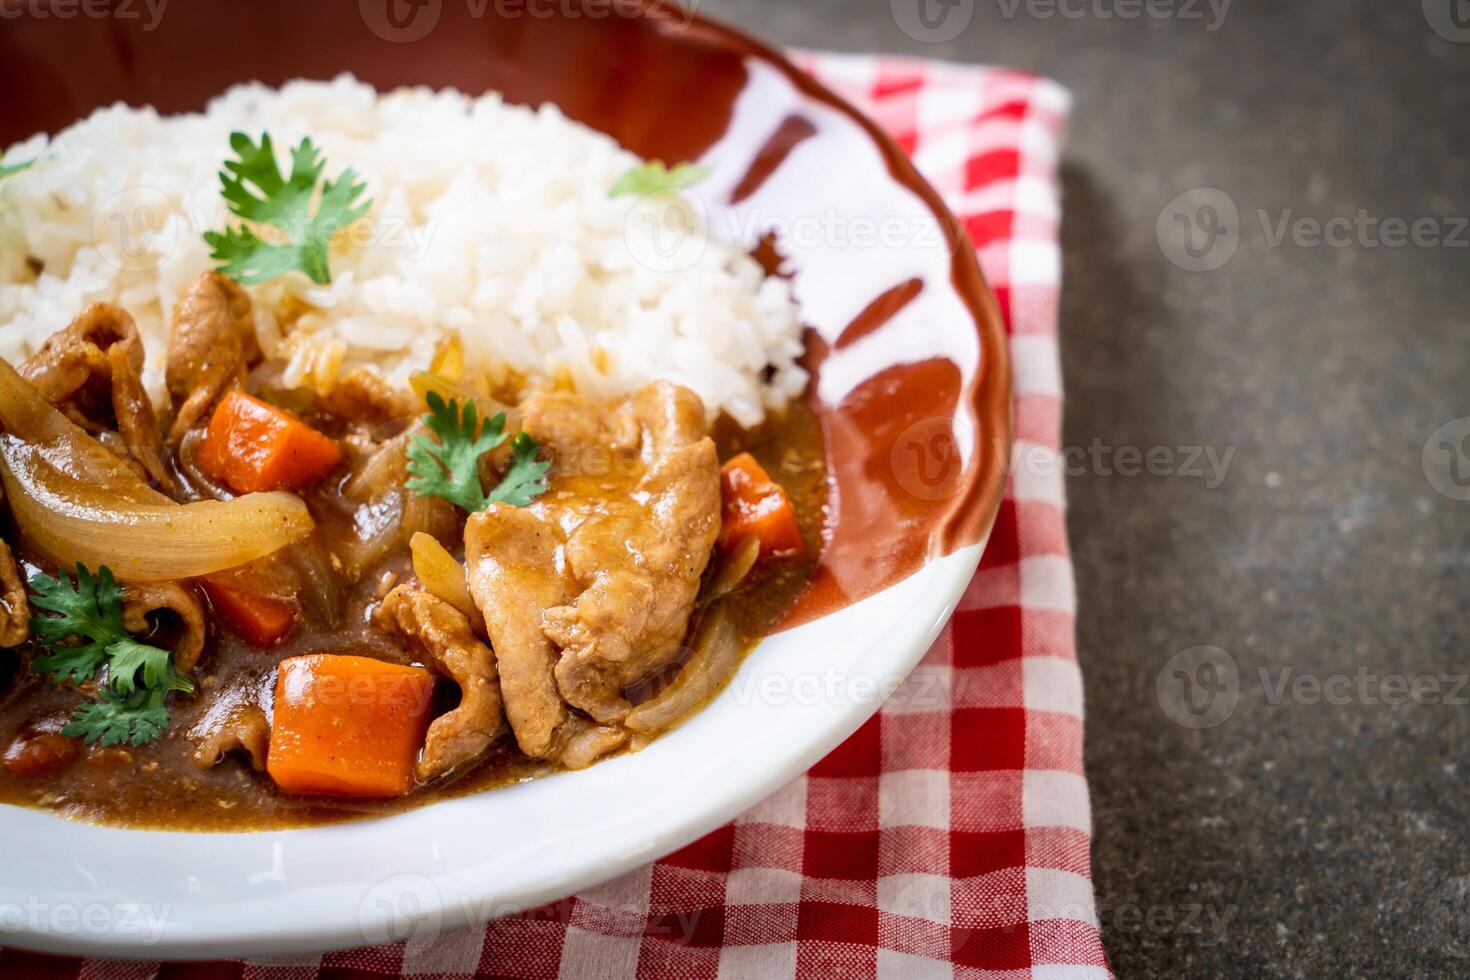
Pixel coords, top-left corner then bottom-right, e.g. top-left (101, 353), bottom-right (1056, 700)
top-left (0, 403), bottom-right (828, 831)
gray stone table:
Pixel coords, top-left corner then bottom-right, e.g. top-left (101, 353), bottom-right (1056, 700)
top-left (699, 0), bottom-right (1470, 975)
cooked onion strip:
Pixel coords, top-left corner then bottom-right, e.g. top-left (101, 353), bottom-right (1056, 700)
top-left (409, 371), bottom-right (520, 432)
top-left (409, 531), bottom-right (484, 634)
top-left (624, 602), bottom-right (742, 734)
top-left (701, 536), bottom-right (760, 604)
top-left (0, 356), bottom-right (313, 580)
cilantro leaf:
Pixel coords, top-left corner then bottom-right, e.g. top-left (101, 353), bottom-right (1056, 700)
top-left (609, 160), bottom-right (710, 198)
top-left (107, 637), bottom-right (194, 698)
top-left (203, 132), bottom-right (371, 285)
top-left (28, 564), bottom-right (191, 746)
top-left (487, 432), bottom-right (551, 507)
top-left (0, 159), bottom-right (33, 181)
top-left (406, 392), bottom-right (509, 513)
top-left (405, 394), bottom-right (550, 512)
top-left (62, 687), bottom-right (171, 748)
top-left (29, 565), bottom-right (126, 685)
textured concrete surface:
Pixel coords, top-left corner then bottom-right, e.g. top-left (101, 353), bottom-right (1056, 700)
top-left (699, 1), bottom-right (1470, 975)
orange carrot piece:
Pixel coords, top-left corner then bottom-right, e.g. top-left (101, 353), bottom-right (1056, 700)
top-left (718, 452), bottom-right (805, 559)
top-left (197, 390), bottom-right (343, 494)
top-left (201, 576), bottom-right (297, 647)
top-left (267, 654), bottom-right (436, 798)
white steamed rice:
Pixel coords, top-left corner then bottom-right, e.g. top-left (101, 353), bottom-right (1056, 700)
top-left (0, 75), bottom-right (805, 428)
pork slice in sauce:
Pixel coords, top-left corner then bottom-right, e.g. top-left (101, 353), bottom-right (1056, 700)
top-left (106, 342), bottom-right (174, 491)
top-left (517, 389), bottom-right (641, 461)
top-left (20, 303), bottom-right (174, 490)
top-left (317, 368), bottom-right (417, 426)
top-left (191, 701), bottom-right (268, 771)
top-left (523, 382), bottom-right (722, 724)
top-left (375, 584), bottom-right (504, 782)
top-left (0, 537), bottom-right (28, 649)
top-left (121, 581), bottom-right (207, 674)
top-left (165, 271), bottom-right (258, 444)
top-left (464, 504), bottom-right (571, 758)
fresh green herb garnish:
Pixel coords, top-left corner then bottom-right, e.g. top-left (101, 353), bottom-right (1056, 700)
top-left (609, 160), bottom-right (711, 198)
top-left (0, 159), bottom-right (33, 181)
top-left (405, 392), bottom-right (550, 513)
top-left (29, 564), bottom-right (193, 747)
top-left (489, 432), bottom-right (553, 508)
top-left (62, 688), bottom-right (172, 749)
top-left (204, 132), bottom-right (371, 285)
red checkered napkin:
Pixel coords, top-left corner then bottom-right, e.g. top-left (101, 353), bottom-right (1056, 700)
top-left (6, 54), bottom-right (1105, 979)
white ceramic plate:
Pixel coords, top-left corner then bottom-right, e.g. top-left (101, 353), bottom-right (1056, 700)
top-left (2, 546), bottom-right (984, 958)
top-left (0, 2), bottom-right (1010, 957)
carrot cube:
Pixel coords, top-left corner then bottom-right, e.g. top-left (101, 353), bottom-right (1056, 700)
top-left (201, 576), bottom-right (297, 647)
top-left (718, 452), bottom-right (805, 558)
top-left (267, 654), bottom-right (436, 798)
top-left (198, 390), bottom-right (343, 494)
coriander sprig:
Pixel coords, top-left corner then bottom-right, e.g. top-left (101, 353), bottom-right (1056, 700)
top-left (609, 160), bottom-right (710, 198)
top-left (29, 564), bottom-right (193, 747)
top-left (204, 132), bottom-right (371, 285)
top-left (488, 432), bottom-right (552, 508)
top-left (63, 688), bottom-right (172, 749)
top-left (405, 393), bottom-right (550, 513)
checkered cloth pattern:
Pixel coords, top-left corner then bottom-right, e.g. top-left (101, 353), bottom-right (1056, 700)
top-left (3, 53), bottom-right (1106, 979)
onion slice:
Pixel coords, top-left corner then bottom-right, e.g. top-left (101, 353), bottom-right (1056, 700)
top-left (409, 531), bottom-right (485, 635)
top-left (624, 602), bottom-right (743, 734)
top-left (0, 356), bottom-right (313, 580)
top-left (701, 536), bottom-right (760, 604)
